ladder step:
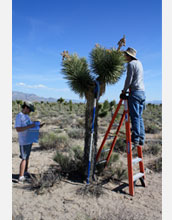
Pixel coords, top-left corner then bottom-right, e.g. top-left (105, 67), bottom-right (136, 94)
top-left (133, 172), bottom-right (144, 182)
top-left (96, 160), bottom-right (107, 165)
top-left (132, 157), bottom-right (142, 165)
top-left (102, 148), bottom-right (110, 153)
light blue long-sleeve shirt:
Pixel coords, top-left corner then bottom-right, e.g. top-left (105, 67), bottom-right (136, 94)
top-left (123, 59), bottom-right (145, 93)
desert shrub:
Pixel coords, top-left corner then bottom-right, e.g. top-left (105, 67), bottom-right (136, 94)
top-left (98, 126), bottom-right (108, 135)
top-left (39, 132), bottom-right (58, 149)
top-left (98, 142), bottom-right (119, 162)
top-left (53, 146), bottom-right (84, 179)
top-left (105, 162), bottom-right (128, 182)
top-left (109, 152), bottom-right (119, 163)
top-left (67, 128), bottom-right (84, 139)
top-left (39, 132), bottom-right (69, 150)
top-left (145, 123), bottom-right (161, 134)
top-left (154, 157), bottom-right (162, 172)
top-left (53, 152), bottom-right (71, 172)
top-left (29, 168), bottom-right (61, 195)
top-left (144, 142), bottom-right (161, 155)
top-left (143, 104), bottom-right (162, 133)
top-left (114, 163), bottom-right (127, 181)
top-left (150, 144), bottom-right (161, 155)
top-left (76, 118), bottom-right (85, 128)
top-left (71, 146), bottom-right (83, 160)
top-left (76, 183), bottom-right (104, 198)
top-left (58, 116), bottom-right (74, 128)
top-left (48, 110), bottom-right (59, 117)
top-left (96, 160), bottom-right (127, 183)
top-left (148, 157), bottom-right (162, 172)
top-left (105, 138), bottom-right (125, 152)
top-left (96, 152), bottom-right (119, 175)
top-left (56, 135), bottom-right (69, 149)
top-left (115, 138), bottom-right (126, 152)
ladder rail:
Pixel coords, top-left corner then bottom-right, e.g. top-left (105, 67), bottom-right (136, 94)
top-left (96, 99), bottom-right (123, 161)
top-left (137, 146), bottom-right (145, 179)
top-left (106, 111), bottom-right (125, 165)
top-left (124, 99), bottom-right (134, 196)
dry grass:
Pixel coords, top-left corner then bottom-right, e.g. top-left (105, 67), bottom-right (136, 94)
top-left (29, 167), bottom-right (61, 195)
top-left (76, 183), bottom-right (105, 198)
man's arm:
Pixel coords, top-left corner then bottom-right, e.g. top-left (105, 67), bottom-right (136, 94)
top-left (122, 63), bottom-right (134, 93)
top-left (16, 124), bottom-right (35, 132)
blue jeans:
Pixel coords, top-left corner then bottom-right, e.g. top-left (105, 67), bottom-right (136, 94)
top-left (128, 91), bottom-right (146, 145)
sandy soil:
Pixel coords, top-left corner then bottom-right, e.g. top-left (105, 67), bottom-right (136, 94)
top-left (12, 128), bottom-right (162, 220)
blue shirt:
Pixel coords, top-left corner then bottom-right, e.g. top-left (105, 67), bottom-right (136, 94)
top-left (15, 112), bottom-right (40, 145)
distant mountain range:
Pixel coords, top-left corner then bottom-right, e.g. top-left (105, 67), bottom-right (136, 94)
top-left (12, 91), bottom-right (57, 102)
top-left (12, 91), bottom-right (84, 103)
top-left (12, 91), bottom-right (162, 104)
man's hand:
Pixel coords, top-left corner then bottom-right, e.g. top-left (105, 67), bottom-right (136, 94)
top-left (119, 90), bottom-right (127, 100)
top-left (40, 123), bottom-right (45, 128)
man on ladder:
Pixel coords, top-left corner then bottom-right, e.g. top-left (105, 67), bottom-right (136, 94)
top-left (120, 47), bottom-right (146, 148)
top-left (96, 47), bottom-right (146, 195)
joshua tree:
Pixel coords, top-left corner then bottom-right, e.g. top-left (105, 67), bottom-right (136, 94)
top-left (61, 36), bottom-right (126, 181)
top-left (57, 97), bottom-right (65, 111)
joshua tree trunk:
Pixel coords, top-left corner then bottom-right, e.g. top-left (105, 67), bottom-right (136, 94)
top-left (83, 82), bottom-right (105, 181)
top-left (83, 91), bottom-right (99, 182)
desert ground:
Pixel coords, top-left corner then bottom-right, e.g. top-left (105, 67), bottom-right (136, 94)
top-left (12, 101), bottom-right (162, 220)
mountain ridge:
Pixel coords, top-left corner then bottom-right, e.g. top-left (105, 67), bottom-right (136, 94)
top-left (12, 91), bottom-right (84, 103)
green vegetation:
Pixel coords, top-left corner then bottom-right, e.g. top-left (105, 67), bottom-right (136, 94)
top-left (53, 146), bottom-right (85, 179)
top-left (39, 132), bottom-right (69, 150)
top-left (143, 103), bottom-right (162, 134)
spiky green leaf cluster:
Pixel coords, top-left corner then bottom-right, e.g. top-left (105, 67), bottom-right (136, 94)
top-left (61, 54), bottom-right (94, 98)
top-left (90, 46), bottom-right (125, 84)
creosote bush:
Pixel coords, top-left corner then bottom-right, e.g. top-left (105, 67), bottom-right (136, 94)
top-left (53, 146), bottom-right (85, 179)
top-left (67, 128), bottom-right (84, 139)
top-left (39, 132), bottom-right (69, 150)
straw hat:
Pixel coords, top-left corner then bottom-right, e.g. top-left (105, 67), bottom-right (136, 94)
top-left (124, 47), bottom-right (137, 59)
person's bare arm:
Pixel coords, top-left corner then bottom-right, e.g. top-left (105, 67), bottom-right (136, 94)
top-left (16, 124), bottom-right (35, 132)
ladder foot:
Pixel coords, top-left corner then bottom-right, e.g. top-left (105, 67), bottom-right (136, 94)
top-left (134, 177), bottom-right (146, 187)
top-left (139, 177), bottom-right (146, 187)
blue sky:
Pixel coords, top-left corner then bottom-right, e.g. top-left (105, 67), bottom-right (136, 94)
top-left (12, 0), bottom-right (162, 102)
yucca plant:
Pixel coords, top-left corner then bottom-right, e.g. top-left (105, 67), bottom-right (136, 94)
top-left (61, 37), bottom-right (126, 181)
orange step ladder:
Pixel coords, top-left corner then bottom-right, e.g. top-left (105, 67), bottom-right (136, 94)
top-left (96, 95), bottom-right (146, 196)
